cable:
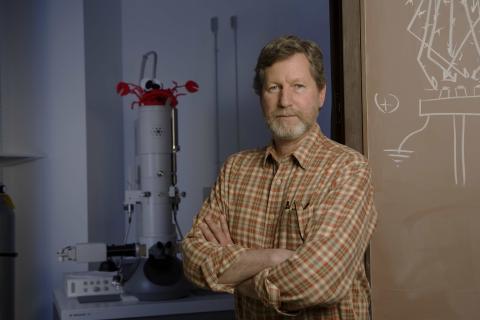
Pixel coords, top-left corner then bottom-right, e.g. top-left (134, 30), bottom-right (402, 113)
top-left (173, 208), bottom-right (184, 241)
top-left (123, 204), bottom-right (134, 243)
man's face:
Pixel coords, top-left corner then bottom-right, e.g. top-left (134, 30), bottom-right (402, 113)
top-left (260, 53), bottom-right (326, 141)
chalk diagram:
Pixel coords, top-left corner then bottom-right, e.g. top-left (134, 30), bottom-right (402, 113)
top-left (374, 93), bottom-right (400, 113)
top-left (384, 0), bottom-right (480, 185)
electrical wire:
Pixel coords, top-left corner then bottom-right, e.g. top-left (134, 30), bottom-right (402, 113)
top-left (123, 203), bottom-right (135, 244)
top-left (124, 211), bottom-right (133, 244)
top-left (173, 208), bottom-right (184, 241)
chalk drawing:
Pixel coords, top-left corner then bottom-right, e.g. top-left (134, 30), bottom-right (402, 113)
top-left (384, 116), bottom-right (430, 167)
top-left (374, 93), bottom-right (400, 113)
top-left (384, 0), bottom-right (480, 185)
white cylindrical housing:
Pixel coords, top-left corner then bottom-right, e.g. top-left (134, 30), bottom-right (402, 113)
top-left (136, 106), bottom-right (176, 249)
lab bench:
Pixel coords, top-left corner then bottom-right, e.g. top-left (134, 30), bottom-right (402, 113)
top-left (53, 288), bottom-right (234, 320)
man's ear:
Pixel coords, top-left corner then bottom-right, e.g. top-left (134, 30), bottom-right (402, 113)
top-left (318, 85), bottom-right (326, 110)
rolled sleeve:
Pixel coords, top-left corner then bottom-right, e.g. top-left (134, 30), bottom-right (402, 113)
top-left (183, 235), bottom-right (246, 293)
top-left (253, 268), bottom-right (278, 306)
top-left (253, 268), bottom-right (299, 316)
top-left (253, 160), bottom-right (377, 312)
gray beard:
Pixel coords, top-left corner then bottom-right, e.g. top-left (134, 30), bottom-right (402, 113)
top-left (267, 118), bottom-right (310, 141)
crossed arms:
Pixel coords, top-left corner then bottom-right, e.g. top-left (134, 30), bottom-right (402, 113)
top-left (181, 155), bottom-right (377, 313)
top-left (198, 214), bottom-right (294, 299)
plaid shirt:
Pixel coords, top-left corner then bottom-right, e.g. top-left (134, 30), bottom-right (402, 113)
top-left (182, 124), bottom-right (377, 319)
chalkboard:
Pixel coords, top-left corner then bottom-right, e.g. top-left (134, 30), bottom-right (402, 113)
top-left (363, 1), bottom-right (480, 319)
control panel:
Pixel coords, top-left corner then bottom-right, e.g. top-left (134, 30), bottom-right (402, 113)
top-left (64, 271), bottom-right (123, 298)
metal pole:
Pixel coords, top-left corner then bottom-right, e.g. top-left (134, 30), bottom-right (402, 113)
top-left (211, 17), bottom-right (221, 171)
top-left (230, 16), bottom-right (241, 151)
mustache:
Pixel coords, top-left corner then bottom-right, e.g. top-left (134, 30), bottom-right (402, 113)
top-left (271, 110), bottom-right (299, 117)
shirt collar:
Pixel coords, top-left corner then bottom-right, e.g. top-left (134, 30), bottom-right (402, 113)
top-left (263, 124), bottom-right (325, 169)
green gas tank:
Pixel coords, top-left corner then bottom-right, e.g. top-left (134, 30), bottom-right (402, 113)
top-left (0, 184), bottom-right (16, 320)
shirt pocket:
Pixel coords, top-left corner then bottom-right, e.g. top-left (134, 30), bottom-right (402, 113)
top-left (274, 202), bottom-right (314, 250)
top-left (295, 203), bottom-right (314, 240)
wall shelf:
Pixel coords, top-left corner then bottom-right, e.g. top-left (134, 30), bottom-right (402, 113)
top-left (0, 153), bottom-right (42, 167)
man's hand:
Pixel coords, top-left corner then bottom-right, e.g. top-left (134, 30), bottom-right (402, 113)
top-left (199, 215), bottom-right (233, 246)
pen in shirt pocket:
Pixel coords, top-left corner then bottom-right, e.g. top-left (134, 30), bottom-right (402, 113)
top-left (285, 200), bottom-right (311, 211)
top-left (285, 200), bottom-right (297, 211)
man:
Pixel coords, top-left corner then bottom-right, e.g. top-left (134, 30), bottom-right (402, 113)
top-left (182, 35), bottom-right (377, 319)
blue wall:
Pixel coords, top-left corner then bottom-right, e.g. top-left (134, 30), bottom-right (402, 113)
top-left (121, 0), bottom-right (332, 238)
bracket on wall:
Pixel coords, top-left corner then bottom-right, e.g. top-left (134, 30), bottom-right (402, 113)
top-left (0, 153), bottom-right (43, 167)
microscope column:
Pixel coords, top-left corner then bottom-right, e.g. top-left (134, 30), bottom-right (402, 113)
top-left (137, 105), bottom-right (177, 250)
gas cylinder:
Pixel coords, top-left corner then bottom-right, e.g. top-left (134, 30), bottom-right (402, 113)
top-left (0, 184), bottom-right (16, 319)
